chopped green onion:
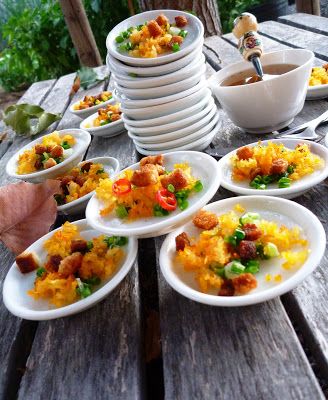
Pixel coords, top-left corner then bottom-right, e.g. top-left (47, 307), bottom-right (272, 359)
top-left (224, 235), bottom-right (237, 247)
top-left (287, 165), bottom-right (295, 174)
top-left (41, 152), bottom-right (49, 162)
top-left (153, 204), bottom-right (169, 217)
top-left (122, 30), bottom-right (130, 39)
top-left (234, 228), bottom-right (245, 241)
top-left (36, 267), bottom-right (46, 278)
top-left (96, 168), bottom-right (105, 174)
top-left (278, 177), bottom-right (291, 188)
top-left (104, 236), bottom-right (128, 249)
top-left (179, 30), bottom-right (188, 38)
top-left (167, 184), bottom-right (175, 193)
top-left (115, 35), bottom-right (124, 43)
top-left (100, 120), bottom-right (110, 126)
top-left (82, 276), bottom-right (101, 286)
top-left (87, 241), bottom-right (94, 251)
top-left (193, 180), bottom-right (203, 192)
top-left (116, 205), bottom-right (129, 219)
top-left (54, 157), bottom-right (63, 164)
top-left (76, 279), bottom-right (92, 299)
top-left (128, 72), bottom-right (138, 77)
top-left (137, 24), bottom-right (144, 31)
top-left (263, 242), bottom-right (280, 258)
top-left (230, 261), bottom-right (246, 275)
top-left (245, 260), bottom-right (260, 274)
top-left (61, 141), bottom-right (71, 149)
top-left (172, 43), bottom-right (180, 52)
top-left (125, 42), bottom-right (134, 50)
top-left (127, 26), bottom-right (134, 33)
top-left (240, 212), bottom-right (260, 226)
top-left (177, 198), bottom-right (189, 210)
top-left (175, 189), bottom-right (190, 199)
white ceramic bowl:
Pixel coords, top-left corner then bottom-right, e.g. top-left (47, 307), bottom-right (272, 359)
top-left (70, 95), bottom-right (116, 119)
top-left (106, 10), bottom-right (204, 67)
top-left (127, 101), bottom-right (216, 140)
top-left (159, 195), bottom-right (326, 306)
top-left (218, 139), bottom-right (328, 199)
top-left (113, 53), bottom-right (205, 89)
top-left (57, 157), bottom-right (120, 215)
top-left (106, 42), bottom-right (203, 77)
top-left (86, 151), bottom-right (220, 238)
top-left (6, 129), bottom-right (91, 183)
top-left (122, 88), bottom-right (212, 127)
top-left (208, 49), bottom-right (314, 133)
top-left (3, 219), bottom-right (138, 320)
top-left (306, 83), bottom-right (328, 100)
top-left (80, 112), bottom-right (125, 137)
top-left (115, 64), bottom-right (206, 100)
top-left (121, 86), bottom-right (208, 120)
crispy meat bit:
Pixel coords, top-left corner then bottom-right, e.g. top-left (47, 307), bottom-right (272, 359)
top-left (46, 145), bottom-right (54, 153)
top-left (58, 252), bottom-right (83, 277)
top-left (161, 169), bottom-right (188, 191)
top-left (16, 252), bottom-right (39, 274)
top-left (175, 232), bottom-right (190, 251)
top-left (250, 167), bottom-right (262, 180)
top-left (80, 161), bottom-right (93, 172)
top-left (71, 239), bottom-right (88, 253)
top-left (236, 146), bottom-right (254, 160)
top-left (111, 114), bottom-right (121, 122)
top-left (232, 273), bottom-right (257, 295)
top-left (45, 254), bottom-right (62, 272)
top-left (175, 15), bottom-right (188, 28)
top-left (218, 279), bottom-right (235, 296)
top-left (147, 20), bottom-right (163, 37)
top-left (74, 176), bottom-right (86, 187)
top-left (243, 223), bottom-right (262, 241)
top-left (323, 63), bottom-right (328, 70)
top-left (237, 240), bottom-right (257, 260)
top-left (44, 158), bottom-right (57, 169)
top-left (156, 14), bottom-right (169, 26)
top-left (140, 155), bottom-right (164, 167)
top-left (193, 210), bottom-right (219, 230)
top-left (34, 157), bottom-right (42, 170)
top-left (34, 144), bottom-right (47, 155)
top-left (271, 158), bottom-right (288, 175)
top-left (131, 164), bottom-right (159, 187)
top-left (167, 35), bottom-right (183, 49)
top-left (60, 176), bottom-right (74, 189)
top-left (50, 145), bottom-right (63, 158)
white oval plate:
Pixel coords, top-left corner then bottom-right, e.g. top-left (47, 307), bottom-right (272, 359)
top-left (86, 151), bottom-right (221, 238)
top-left (70, 96), bottom-right (116, 119)
top-left (218, 139), bottom-right (328, 199)
top-left (80, 111), bottom-right (125, 137)
top-left (106, 10), bottom-right (204, 67)
top-left (3, 219), bottom-right (138, 320)
top-left (160, 195), bottom-right (326, 307)
top-left (6, 129), bottom-right (91, 184)
top-left (306, 83), bottom-right (328, 100)
top-left (57, 157), bottom-right (120, 215)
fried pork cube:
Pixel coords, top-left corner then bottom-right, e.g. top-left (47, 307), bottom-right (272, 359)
top-left (161, 169), bottom-right (188, 191)
top-left (34, 157), bottom-right (43, 170)
top-left (60, 175), bottom-right (74, 190)
top-left (270, 158), bottom-right (288, 175)
top-left (249, 167), bottom-right (262, 180)
top-left (236, 146), bottom-right (254, 160)
top-left (44, 158), bottom-right (57, 169)
top-left (147, 20), bottom-right (163, 37)
top-left (80, 161), bottom-right (93, 172)
top-left (175, 232), bottom-right (190, 251)
top-left (167, 35), bottom-right (183, 49)
top-left (237, 240), bottom-right (257, 260)
top-left (323, 63), bottom-right (328, 70)
top-left (74, 176), bottom-right (86, 187)
top-left (50, 145), bottom-right (63, 159)
top-left (175, 15), bottom-right (188, 28)
top-left (218, 280), bottom-right (235, 296)
top-left (243, 223), bottom-right (262, 241)
top-left (34, 144), bottom-right (47, 155)
top-left (16, 252), bottom-right (40, 274)
top-left (71, 239), bottom-right (88, 253)
top-left (140, 155), bottom-right (164, 167)
top-left (45, 254), bottom-right (62, 272)
top-left (192, 210), bottom-right (219, 230)
top-left (58, 252), bottom-right (83, 277)
top-left (131, 164), bottom-right (159, 187)
top-left (110, 113), bottom-right (121, 122)
top-left (231, 273), bottom-right (257, 295)
top-left (156, 14), bottom-right (169, 26)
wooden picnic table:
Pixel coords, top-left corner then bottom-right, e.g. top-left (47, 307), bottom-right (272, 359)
top-left (0, 13), bottom-right (328, 400)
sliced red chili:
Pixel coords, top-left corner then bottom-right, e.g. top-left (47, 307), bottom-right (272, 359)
top-left (112, 178), bottom-right (131, 195)
top-left (156, 189), bottom-right (177, 211)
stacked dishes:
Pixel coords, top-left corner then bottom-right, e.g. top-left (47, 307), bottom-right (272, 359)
top-left (105, 10), bottom-right (218, 155)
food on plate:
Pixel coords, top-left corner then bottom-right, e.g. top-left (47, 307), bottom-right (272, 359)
top-left (17, 132), bottom-right (76, 174)
top-left (55, 161), bottom-right (109, 205)
top-left (85, 104), bottom-right (122, 128)
top-left (96, 154), bottom-right (203, 220)
top-left (73, 91), bottom-right (113, 110)
top-left (175, 205), bottom-right (309, 296)
top-left (18, 222), bottom-right (128, 307)
top-left (115, 13), bottom-right (189, 58)
top-left (309, 64), bottom-right (328, 86)
top-left (231, 142), bottom-right (324, 189)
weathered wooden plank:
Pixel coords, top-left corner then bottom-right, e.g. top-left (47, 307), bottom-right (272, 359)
top-left (279, 13), bottom-right (328, 36)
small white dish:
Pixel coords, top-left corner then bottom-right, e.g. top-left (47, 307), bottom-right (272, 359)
top-left (106, 42), bottom-right (203, 77)
top-left (3, 219), bottom-right (138, 320)
top-left (122, 88), bottom-right (212, 127)
top-left (70, 96), bottom-right (115, 119)
top-left (6, 129), bottom-right (91, 184)
top-left (127, 100), bottom-right (216, 139)
top-left (113, 54), bottom-right (205, 89)
top-left (121, 86), bottom-right (208, 120)
top-left (218, 139), bottom-right (328, 199)
top-left (306, 83), bottom-right (328, 100)
top-left (115, 64), bottom-right (206, 100)
top-left (159, 195), bottom-right (326, 307)
top-left (106, 10), bottom-right (204, 67)
top-left (57, 157), bottom-right (120, 215)
top-left (80, 112), bottom-right (125, 137)
top-left (130, 109), bottom-right (219, 148)
top-left (86, 151), bottom-right (221, 238)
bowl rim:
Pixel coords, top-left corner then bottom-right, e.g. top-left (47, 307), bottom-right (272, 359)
top-left (80, 110), bottom-right (124, 132)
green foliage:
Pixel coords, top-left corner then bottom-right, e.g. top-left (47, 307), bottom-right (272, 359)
top-left (217, 0), bottom-right (262, 33)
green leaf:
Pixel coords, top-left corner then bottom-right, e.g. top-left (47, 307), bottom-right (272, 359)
top-left (77, 66), bottom-right (107, 90)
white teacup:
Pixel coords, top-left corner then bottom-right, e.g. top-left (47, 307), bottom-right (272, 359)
top-left (208, 49), bottom-right (314, 133)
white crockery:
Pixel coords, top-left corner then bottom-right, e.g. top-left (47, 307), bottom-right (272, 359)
top-left (57, 157), bottom-right (120, 215)
top-left (122, 88), bottom-right (212, 127)
top-left (80, 112), bottom-right (125, 137)
top-left (306, 83), bottom-right (328, 100)
top-left (86, 151), bottom-right (221, 238)
top-left (3, 219), bottom-right (138, 320)
top-left (69, 96), bottom-right (115, 119)
top-left (208, 49), bottom-right (314, 133)
top-left (6, 129), bottom-right (91, 183)
top-left (160, 195), bottom-right (326, 307)
top-left (106, 10), bottom-right (204, 67)
top-left (218, 139), bottom-right (328, 199)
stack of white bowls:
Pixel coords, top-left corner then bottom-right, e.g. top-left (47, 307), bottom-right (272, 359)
top-left (105, 10), bottom-right (219, 155)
